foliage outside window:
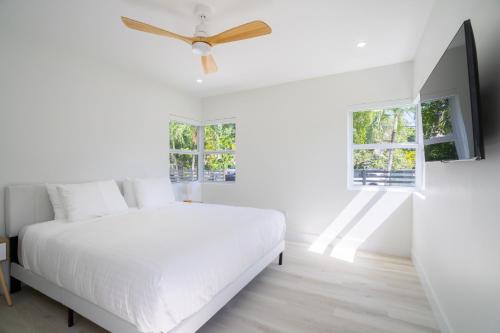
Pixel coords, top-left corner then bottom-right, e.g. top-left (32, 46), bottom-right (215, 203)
top-left (169, 121), bottom-right (236, 183)
top-left (204, 123), bottom-right (236, 182)
top-left (421, 98), bottom-right (459, 161)
top-left (349, 105), bottom-right (419, 188)
top-left (169, 121), bottom-right (199, 182)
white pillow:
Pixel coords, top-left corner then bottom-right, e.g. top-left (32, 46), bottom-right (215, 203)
top-left (46, 184), bottom-right (66, 220)
top-left (98, 180), bottom-right (129, 214)
top-left (133, 177), bottom-right (175, 209)
top-left (57, 180), bottom-right (128, 222)
top-left (122, 179), bottom-right (137, 208)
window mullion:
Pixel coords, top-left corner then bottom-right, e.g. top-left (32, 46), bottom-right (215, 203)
top-left (198, 125), bottom-right (204, 182)
top-left (352, 143), bottom-right (418, 150)
top-left (424, 135), bottom-right (455, 145)
top-left (204, 150), bottom-right (236, 155)
top-left (170, 150), bottom-right (198, 155)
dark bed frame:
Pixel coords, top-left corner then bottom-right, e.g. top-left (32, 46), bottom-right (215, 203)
top-left (8, 236), bottom-right (20, 293)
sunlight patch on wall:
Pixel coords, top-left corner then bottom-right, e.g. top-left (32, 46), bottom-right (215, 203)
top-left (413, 191), bottom-right (426, 200)
top-left (331, 192), bottom-right (411, 262)
top-left (308, 191), bottom-right (377, 254)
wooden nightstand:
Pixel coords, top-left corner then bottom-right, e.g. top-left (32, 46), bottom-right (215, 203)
top-left (0, 237), bottom-right (13, 306)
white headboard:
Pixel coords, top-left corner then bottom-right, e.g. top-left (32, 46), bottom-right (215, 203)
top-left (5, 184), bottom-right (54, 237)
top-left (4, 181), bottom-right (201, 237)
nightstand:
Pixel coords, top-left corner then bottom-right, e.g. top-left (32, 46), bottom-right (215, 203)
top-left (0, 237), bottom-right (12, 306)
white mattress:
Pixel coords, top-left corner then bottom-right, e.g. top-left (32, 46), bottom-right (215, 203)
top-left (19, 203), bottom-right (285, 333)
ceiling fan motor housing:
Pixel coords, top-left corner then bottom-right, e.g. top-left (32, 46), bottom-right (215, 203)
top-left (194, 21), bottom-right (209, 37)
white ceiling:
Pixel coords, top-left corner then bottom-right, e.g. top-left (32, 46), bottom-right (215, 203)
top-left (2, 0), bottom-right (435, 97)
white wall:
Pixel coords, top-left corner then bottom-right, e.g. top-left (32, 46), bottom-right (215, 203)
top-left (412, 1), bottom-right (500, 332)
top-left (0, 31), bottom-right (202, 237)
top-left (202, 62), bottom-right (415, 258)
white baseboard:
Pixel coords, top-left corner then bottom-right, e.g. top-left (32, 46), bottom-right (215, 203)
top-left (285, 230), bottom-right (410, 258)
top-left (412, 253), bottom-right (454, 333)
top-left (285, 230), bottom-right (318, 244)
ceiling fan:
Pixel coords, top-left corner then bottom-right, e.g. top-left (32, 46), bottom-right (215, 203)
top-left (121, 4), bottom-right (272, 74)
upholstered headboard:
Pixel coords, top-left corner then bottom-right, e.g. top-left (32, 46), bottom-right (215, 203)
top-left (5, 184), bottom-right (54, 237)
top-left (4, 181), bottom-right (200, 237)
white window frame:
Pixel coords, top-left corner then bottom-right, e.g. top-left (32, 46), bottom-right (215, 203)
top-left (421, 91), bottom-right (470, 160)
top-left (347, 99), bottom-right (423, 192)
top-left (169, 115), bottom-right (202, 183)
top-left (169, 115), bottom-right (236, 183)
top-left (202, 118), bottom-right (237, 184)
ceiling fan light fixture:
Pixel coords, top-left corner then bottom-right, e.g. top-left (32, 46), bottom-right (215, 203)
top-left (192, 42), bottom-right (211, 56)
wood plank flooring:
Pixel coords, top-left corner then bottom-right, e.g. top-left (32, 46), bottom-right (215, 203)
top-left (0, 242), bottom-right (439, 333)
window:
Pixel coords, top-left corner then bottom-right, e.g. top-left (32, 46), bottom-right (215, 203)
top-left (348, 103), bottom-right (421, 189)
top-left (204, 123), bottom-right (236, 182)
top-left (169, 121), bottom-right (199, 182)
top-left (421, 97), bottom-right (460, 161)
top-left (169, 120), bottom-right (236, 183)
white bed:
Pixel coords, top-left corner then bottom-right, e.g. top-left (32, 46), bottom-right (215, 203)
top-left (6, 184), bottom-right (285, 333)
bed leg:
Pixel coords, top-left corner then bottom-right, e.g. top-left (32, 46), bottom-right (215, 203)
top-left (68, 309), bottom-right (75, 327)
top-left (9, 237), bottom-right (21, 293)
top-left (9, 276), bottom-right (21, 293)
top-left (279, 252), bottom-right (283, 265)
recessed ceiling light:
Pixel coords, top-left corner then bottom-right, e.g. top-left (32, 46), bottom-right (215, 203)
top-left (196, 78), bottom-right (203, 84)
top-left (357, 41), bottom-right (367, 48)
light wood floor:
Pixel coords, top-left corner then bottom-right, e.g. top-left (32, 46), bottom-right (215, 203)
top-left (0, 242), bottom-right (439, 333)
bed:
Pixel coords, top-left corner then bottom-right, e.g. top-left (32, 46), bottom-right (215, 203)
top-left (5, 184), bottom-right (285, 333)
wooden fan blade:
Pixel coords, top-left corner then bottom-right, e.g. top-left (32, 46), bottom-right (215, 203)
top-left (206, 21), bottom-right (271, 45)
top-left (201, 55), bottom-right (218, 74)
top-left (121, 17), bottom-right (194, 44)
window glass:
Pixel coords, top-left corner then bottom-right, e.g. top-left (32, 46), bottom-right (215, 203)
top-left (421, 98), bottom-right (459, 161)
top-left (353, 106), bottom-right (416, 144)
top-left (170, 154), bottom-right (198, 182)
top-left (204, 123), bottom-right (236, 151)
top-left (204, 153), bottom-right (236, 182)
top-left (170, 121), bottom-right (198, 151)
top-left (421, 99), bottom-right (453, 140)
top-left (169, 121), bottom-right (198, 182)
top-left (353, 149), bottom-right (416, 187)
top-left (424, 142), bottom-right (459, 162)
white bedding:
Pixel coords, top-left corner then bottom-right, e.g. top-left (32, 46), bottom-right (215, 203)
top-left (19, 203), bottom-right (285, 333)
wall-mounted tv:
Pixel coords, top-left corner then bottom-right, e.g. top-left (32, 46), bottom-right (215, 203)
top-left (420, 20), bottom-right (484, 162)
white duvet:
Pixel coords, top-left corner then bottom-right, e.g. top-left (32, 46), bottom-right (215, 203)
top-left (20, 203), bottom-right (285, 333)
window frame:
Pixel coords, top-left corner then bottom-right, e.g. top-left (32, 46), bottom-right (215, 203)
top-left (169, 115), bottom-right (236, 184)
top-left (169, 116), bottom-right (202, 183)
top-left (347, 99), bottom-right (423, 192)
top-left (202, 119), bottom-right (237, 184)
top-left (421, 91), bottom-right (471, 160)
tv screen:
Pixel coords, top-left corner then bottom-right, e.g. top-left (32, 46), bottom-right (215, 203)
top-left (420, 20), bottom-right (484, 162)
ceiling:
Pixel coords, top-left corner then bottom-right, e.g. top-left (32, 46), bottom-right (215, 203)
top-left (2, 0), bottom-right (436, 97)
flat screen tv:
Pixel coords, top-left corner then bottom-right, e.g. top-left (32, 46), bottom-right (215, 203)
top-left (420, 19), bottom-right (484, 162)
